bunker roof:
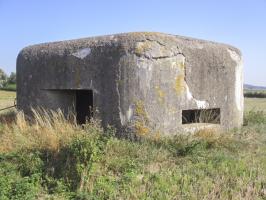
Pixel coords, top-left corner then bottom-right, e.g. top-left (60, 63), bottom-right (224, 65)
top-left (18, 32), bottom-right (241, 59)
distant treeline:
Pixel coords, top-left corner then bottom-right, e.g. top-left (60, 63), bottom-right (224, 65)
top-left (0, 68), bottom-right (16, 91)
top-left (244, 91), bottom-right (266, 98)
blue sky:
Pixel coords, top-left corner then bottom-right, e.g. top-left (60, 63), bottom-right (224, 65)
top-left (0, 0), bottom-right (265, 86)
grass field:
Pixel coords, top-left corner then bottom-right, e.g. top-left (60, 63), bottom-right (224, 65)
top-left (0, 90), bottom-right (266, 199)
top-left (0, 90), bottom-right (16, 112)
top-left (245, 98), bottom-right (266, 112)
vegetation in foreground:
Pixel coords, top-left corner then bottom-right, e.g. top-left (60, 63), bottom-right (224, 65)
top-left (0, 109), bottom-right (265, 200)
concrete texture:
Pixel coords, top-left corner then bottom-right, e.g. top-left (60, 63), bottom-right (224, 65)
top-left (16, 32), bottom-right (244, 136)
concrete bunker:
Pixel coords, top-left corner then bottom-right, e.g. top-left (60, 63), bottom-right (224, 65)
top-left (17, 32), bottom-right (244, 135)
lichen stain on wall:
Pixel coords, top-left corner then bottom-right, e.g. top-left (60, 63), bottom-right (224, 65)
top-left (135, 121), bottom-right (150, 136)
top-left (135, 100), bottom-right (148, 122)
top-left (174, 74), bottom-right (185, 95)
top-left (170, 59), bottom-right (186, 96)
top-left (155, 86), bottom-right (165, 104)
top-left (134, 100), bottom-right (150, 136)
top-left (178, 61), bottom-right (185, 70)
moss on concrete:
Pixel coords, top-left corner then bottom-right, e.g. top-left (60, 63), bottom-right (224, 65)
top-left (135, 41), bottom-right (152, 56)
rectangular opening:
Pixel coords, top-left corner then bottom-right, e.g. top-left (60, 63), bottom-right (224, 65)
top-left (182, 108), bottom-right (220, 124)
top-left (76, 90), bottom-right (93, 124)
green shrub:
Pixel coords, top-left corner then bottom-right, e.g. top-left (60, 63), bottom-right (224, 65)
top-left (49, 134), bottom-right (103, 191)
top-left (9, 175), bottom-right (41, 200)
top-left (244, 110), bottom-right (266, 125)
top-left (0, 153), bottom-right (42, 200)
top-left (16, 151), bottom-right (44, 176)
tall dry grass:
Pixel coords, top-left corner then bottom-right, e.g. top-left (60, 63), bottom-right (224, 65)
top-left (0, 109), bottom-right (85, 153)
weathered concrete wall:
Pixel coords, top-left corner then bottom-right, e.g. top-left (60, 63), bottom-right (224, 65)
top-left (17, 32), bottom-right (243, 136)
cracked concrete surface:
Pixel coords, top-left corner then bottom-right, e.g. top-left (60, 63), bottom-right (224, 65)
top-left (17, 32), bottom-right (243, 136)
